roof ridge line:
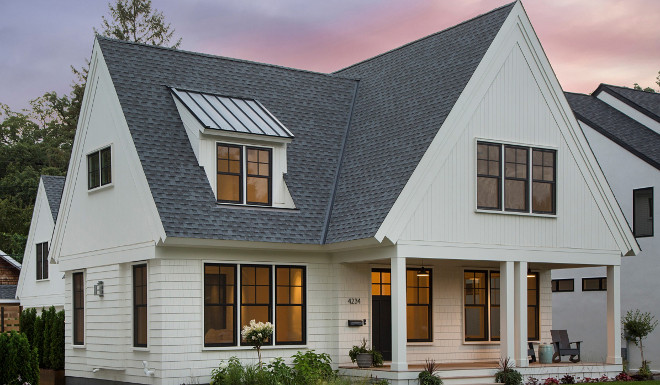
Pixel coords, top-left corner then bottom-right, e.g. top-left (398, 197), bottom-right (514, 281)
top-left (96, 35), bottom-right (360, 82)
top-left (320, 80), bottom-right (360, 244)
top-left (332, 1), bottom-right (515, 74)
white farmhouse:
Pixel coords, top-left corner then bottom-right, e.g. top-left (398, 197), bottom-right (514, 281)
top-left (553, 86), bottom-right (659, 369)
top-left (16, 175), bottom-right (66, 311)
top-left (48, 2), bottom-right (639, 384)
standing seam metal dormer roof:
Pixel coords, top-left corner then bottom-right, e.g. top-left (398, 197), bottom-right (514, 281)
top-left (96, 2), bottom-right (514, 244)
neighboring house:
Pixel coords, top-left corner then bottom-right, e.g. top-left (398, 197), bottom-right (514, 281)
top-left (49, 2), bottom-right (639, 384)
top-left (0, 250), bottom-right (21, 332)
top-left (553, 86), bottom-right (659, 368)
top-left (16, 175), bottom-right (66, 311)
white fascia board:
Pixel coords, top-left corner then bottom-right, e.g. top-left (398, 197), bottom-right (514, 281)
top-left (161, 235), bottom-right (380, 253)
top-left (50, 38), bottom-right (166, 264)
top-left (375, 1), bottom-right (639, 257)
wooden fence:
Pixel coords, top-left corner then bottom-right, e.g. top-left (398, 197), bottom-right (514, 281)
top-left (1, 305), bottom-right (21, 332)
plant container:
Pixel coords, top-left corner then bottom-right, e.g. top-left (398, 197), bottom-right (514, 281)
top-left (356, 352), bottom-right (373, 368)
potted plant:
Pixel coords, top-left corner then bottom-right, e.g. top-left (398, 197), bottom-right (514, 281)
top-left (348, 338), bottom-right (383, 368)
top-left (240, 319), bottom-right (274, 366)
top-left (622, 309), bottom-right (658, 379)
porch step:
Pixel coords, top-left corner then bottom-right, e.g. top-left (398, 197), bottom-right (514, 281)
top-left (440, 374), bottom-right (498, 385)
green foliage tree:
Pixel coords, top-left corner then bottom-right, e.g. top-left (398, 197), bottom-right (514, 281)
top-left (49, 309), bottom-right (65, 370)
top-left (623, 309), bottom-right (658, 375)
top-left (633, 70), bottom-right (660, 93)
top-left (19, 307), bottom-right (38, 346)
top-left (0, 331), bottom-right (40, 385)
top-left (97, 0), bottom-right (181, 48)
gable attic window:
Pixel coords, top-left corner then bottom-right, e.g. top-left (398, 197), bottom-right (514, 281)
top-left (87, 146), bottom-right (111, 190)
top-left (36, 242), bottom-right (48, 280)
top-left (633, 187), bottom-right (653, 237)
top-left (477, 141), bottom-right (556, 215)
top-left (171, 88), bottom-right (293, 208)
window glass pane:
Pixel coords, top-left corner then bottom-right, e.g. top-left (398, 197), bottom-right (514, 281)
top-left (372, 284), bottom-right (381, 296)
top-left (533, 182), bottom-right (554, 213)
top-left (242, 306), bottom-right (270, 328)
top-left (204, 264), bottom-right (236, 346)
top-left (477, 177), bottom-right (499, 209)
top-left (382, 272), bottom-right (391, 284)
top-left (88, 152), bottom-right (100, 189)
top-left (229, 147), bottom-right (241, 160)
top-left (407, 287), bottom-right (417, 303)
top-left (477, 160), bottom-right (488, 175)
top-left (275, 306), bottom-right (302, 343)
top-left (558, 279), bottom-right (574, 292)
top-left (407, 306), bottom-right (430, 340)
top-left (229, 160), bottom-right (241, 174)
top-left (73, 272), bottom-right (84, 345)
top-left (247, 176), bottom-right (269, 204)
top-left (218, 175), bottom-right (241, 202)
top-left (100, 147), bottom-right (111, 185)
top-left (634, 188), bottom-right (653, 237)
top-left (490, 307), bottom-right (500, 340)
top-left (372, 272), bottom-right (380, 284)
top-left (505, 179), bottom-right (526, 211)
top-left (465, 307), bottom-right (485, 340)
top-left (527, 307), bottom-right (538, 340)
top-left (247, 149), bottom-right (258, 162)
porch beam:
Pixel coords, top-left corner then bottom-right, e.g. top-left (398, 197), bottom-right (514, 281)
top-left (391, 256), bottom-right (408, 371)
top-left (514, 262), bottom-right (528, 367)
top-left (606, 265), bottom-right (622, 364)
top-left (500, 261), bottom-right (515, 362)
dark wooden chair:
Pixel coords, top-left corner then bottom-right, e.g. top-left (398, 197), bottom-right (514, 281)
top-left (528, 342), bottom-right (536, 363)
top-left (551, 329), bottom-right (581, 363)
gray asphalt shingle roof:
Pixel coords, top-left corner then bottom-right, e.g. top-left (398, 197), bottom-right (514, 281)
top-left (42, 175), bottom-right (65, 222)
top-left (565, 92), bottom-right (660, 171)
top-left (0, 285), bottom-right (17, 300)
top-left (96, 2), bottom-right (514, 244)
top-left (595, 84), bottom-right (660, 122)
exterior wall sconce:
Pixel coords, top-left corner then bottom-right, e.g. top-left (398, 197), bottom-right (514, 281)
top-left (417, 267), bottom-right (430, 277)
top-left (94, 281), bottom-right (104, 297)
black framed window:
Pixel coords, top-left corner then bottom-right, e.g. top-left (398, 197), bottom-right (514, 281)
top-left (204, 264), bottom-right (237, 347)
top-left (477, 142), bottom-right (556, 215)
top-left (217, 144), bottom-right (243, 203)
top-left (633, 188), bottom-right (653, 237)
top-left (464, 270), bottom-right (488, 341)
top-left (36, 242), bottom-right (48, 280)
top-left (582, 277), bottom-right (606, 292)
top-left (133, 264), bottom-right (147, 347)
top-left (73, 272), bottom-right (84, 345)
top-left (87, 147), bottom-right (111, 190)
top-left (532, 149), bottom-right (556, 214)
top-left (275, 266), bottom-right (306, 345)
top-left (504, 146), bottom-right (529, 212)
top-left (246, 147), bottom-right (272, 205)
top-left (477, 142), bottom-right (501, 210)
top-left (371, 270), bottom-right (391, 296)
top-left (406, 269), bottom-right (432, 342)
top-left (240, 265), bottom-right (272, 345)
top-left (527, 273), bottom-right (539, 341)
top-left (489, 272), bottom-right (500, 341)
top-left (551, 279), bottom-right (574, 292)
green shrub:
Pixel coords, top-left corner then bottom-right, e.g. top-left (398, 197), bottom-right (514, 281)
top-left (0, 331), bottom-right (40, 385)
top-left (49, 310), bottom-right (65, 370)
top-left (495, 358), bottom-right (522, 385)
top-left (19, 308), bottom-right (37, 346)
top-left (41, 306), bottom-right (56, 369)
top-left (419, 359), bottom-right (443, 385)
top-left (267, 357), bottom-right (295, 385)
top-left (292, 350), bottom-right (336, 383)
top-left (33, 313), bottom-right (44, 368)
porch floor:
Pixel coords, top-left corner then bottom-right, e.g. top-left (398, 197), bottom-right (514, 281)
top-left (340, 360), bottom-right (610, 371)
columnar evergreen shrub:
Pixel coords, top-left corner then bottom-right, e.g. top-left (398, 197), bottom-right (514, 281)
top-left (19, 307), bottom-right (37, 345)
top-left (0, 331), bottom-right (40, 385)
top-left (49, 310), bottom-right (65, 370)
top-left (41, 306), bottom-right (57, 369)
top-left (33, 313), bottom-right (44, 367)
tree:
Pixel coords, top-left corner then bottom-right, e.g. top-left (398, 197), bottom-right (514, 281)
top-left (97, 0), bottom-right (181, 48)
top-left (633, 70), bottom-right (660, 93)
top-left (622, 309), bottom-right (658, 375)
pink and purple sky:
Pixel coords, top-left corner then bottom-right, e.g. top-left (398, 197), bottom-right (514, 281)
top-left (1, 0), bottom-right (658, 112)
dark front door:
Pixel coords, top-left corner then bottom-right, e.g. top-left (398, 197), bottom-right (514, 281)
top-left (371, 269), bottom-right (392, 361)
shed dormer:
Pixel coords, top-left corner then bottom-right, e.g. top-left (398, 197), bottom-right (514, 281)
top-left (171, 88), bottom-right (296, 208)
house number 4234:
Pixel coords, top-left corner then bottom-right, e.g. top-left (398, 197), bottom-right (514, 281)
top-left (348, 298), bottom-right (360, 304)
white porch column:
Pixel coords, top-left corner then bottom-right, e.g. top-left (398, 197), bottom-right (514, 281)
top-left (500, 261), bottom-right (515, 362)
top-left (607, 265), bottom-right (622, 364)
top-left (514, 262), bottom-right (528, 367)
top-left (391, 256), bottom-right (408, 371)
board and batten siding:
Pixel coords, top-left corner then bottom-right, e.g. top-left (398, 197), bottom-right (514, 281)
top-left (399, 45), bottom-right (619, 253)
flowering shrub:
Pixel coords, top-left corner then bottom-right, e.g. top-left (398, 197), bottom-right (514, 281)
top-left (615, 372), bottom-right (634, 382)
top-left (241, 320), bottom-right (274, 364)
top-left (543, 377), bottom-right (559, 385)
top-left (560, 375), bottom-right (575, 384)
top-left (526, 377), bottom-right (540, 385)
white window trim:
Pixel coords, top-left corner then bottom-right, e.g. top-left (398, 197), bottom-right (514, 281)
top-left (131, 261), bottom-right (149, 350)
top-left (35, 241), bottom-right (49, 281)
top-left (473, 137), bottom-right (558, 217)
top-left (86, 144), bottom-right (114, 193)
top-left (71, 269), bottom-right (86, 349)
top-left (200, 260), bottom-right (309, 351)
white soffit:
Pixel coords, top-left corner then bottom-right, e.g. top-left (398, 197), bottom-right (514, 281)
top-left (171, 88), bottom-right (294, 138)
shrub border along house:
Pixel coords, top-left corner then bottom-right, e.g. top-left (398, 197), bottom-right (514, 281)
top-left (19, 306), bottom-right (65, 385)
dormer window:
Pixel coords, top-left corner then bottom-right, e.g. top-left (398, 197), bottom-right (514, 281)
top-left (217, 144), bottom-right (272, 205)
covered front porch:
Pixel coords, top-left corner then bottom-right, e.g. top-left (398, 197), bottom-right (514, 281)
top-left (334, 249), bottom-right (623, 378)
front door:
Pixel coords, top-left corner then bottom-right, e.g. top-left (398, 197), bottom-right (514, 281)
top-left (371, 269), bottom-right (392, 361)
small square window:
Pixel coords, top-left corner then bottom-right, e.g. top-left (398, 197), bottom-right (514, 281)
top-left (551, 279), bottom-right (574, 292)
top-left (88, 146), bottom-right (112, 190)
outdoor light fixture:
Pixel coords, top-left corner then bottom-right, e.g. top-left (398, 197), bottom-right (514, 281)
top-left (94, 281), bottom-right (104, 297)
top-left (417, 266), bottom-right (430, 277)
top-left (527, 268), bottom-right (535, 278)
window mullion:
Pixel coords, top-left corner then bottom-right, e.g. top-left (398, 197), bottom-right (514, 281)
top-left (500, 145), bottom-right (504, 211)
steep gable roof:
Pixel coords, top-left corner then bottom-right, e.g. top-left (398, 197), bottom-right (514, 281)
top-left (41, 175), bottom-right (65, 222)
top-left (565, 92), bottom-right (660, 171)
top-left (326, 3), bottom-right (514, 243)
top-left (0, 250), bottom-right (21, 270)
top-left (594, 84), bottom-right (660, 123)
top-left (0, 285), bottom-right (18, 300)
top-left (96, 2), bottom-right (513, 245)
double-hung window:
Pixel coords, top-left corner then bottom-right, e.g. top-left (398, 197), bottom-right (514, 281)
top-left (203, 263), bottom-right (306, 347)
top-left (477, 142), bottom-right (556, 214)
top-left (73, 272), bottom-right (84, 345)
top-left (464, 270), bottom-right (539, 342)
top-left (36, 242), bottom-right (48, 280)
top-left (217, 144), bottom-right (272, 206)
top-left (633, 188), bottom-right (653, 237)
top-left (87, 146), bottom-right (112, 190)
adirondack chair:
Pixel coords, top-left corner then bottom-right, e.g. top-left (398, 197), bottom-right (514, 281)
top-left (551, 329), bottom-right (581, 363)
top-left (528, 342), bottom-right (536, 363)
